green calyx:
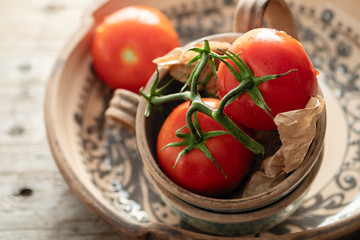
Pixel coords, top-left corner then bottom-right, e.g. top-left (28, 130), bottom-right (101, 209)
top-left (140, 39), bottom-right (295, 175)
top-left (161, 112), bottom-right (229, 178)
top-left (215, 48), bottom-right (296, 119)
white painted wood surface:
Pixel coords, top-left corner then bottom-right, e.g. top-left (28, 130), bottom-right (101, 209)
top-left (0, 0), bottom-right (120, 239)
top-left (0, 0), bottom-right (359, 239)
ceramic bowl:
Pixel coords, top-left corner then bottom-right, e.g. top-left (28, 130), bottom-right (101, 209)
top-left (150, 151), bottom-right (323, 236)
top-left (136, 32), bottom-right (327, 214)
top-left (45, 0), bottom-right (360, 238)
top-left (134, 32), bottom-right (326, 233)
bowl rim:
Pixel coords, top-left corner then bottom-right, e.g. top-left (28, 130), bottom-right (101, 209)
top-left (136, 33), bottom-right (327, 213)
top-left (150, 149), bottom-right (323, 224)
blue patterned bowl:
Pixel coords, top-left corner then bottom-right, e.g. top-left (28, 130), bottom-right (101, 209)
top-left (44, 0), bottom-right (360, 238)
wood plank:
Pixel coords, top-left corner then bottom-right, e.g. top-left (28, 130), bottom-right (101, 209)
top-left (0, 170), bottom-right (121, 238)
top-left (0, 0), bottom-right (123, 239)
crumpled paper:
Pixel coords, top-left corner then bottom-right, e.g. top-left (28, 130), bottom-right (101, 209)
top-left (242, 96), bottom-right (325, 197)
top-left (153, 40), bottom-right (231, 95)
top-left (153, 40), bottom-right (231, 67)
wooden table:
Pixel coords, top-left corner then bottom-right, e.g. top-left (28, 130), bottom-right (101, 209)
top-left (0, 0), bottom-right (120, 239)
top-left (0, 0), bottom-right (359, 239)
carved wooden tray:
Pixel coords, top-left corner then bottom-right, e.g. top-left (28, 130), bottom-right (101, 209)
top-left (45, 0), bottom-right (360, 238)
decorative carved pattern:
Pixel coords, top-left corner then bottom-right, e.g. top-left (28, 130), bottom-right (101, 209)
top-left (73, 0), bottom-right (360, 236)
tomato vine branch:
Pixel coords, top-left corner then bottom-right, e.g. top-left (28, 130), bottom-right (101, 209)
top-left (140, 39), bottom-right (295, 169)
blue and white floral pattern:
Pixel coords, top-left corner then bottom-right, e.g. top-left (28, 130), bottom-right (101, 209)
top-left (74, 0), bottom-right (360, 236)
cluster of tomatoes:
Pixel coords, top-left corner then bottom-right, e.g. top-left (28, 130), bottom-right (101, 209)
top-left (91, 6), bottom-right (318, 198)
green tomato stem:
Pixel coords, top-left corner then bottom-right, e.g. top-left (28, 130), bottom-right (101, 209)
top-left (185, 105), bottom-right (203, 143)
top-left (150, 91), bottom-right (191, 105)
top-left (213, 111), bottom-right (264, 155)
top-left (217, 79), bottom-right (253, 114)
top-left (192, 100), bottom-right (264, 155)
top-left (190, 51), bottom-right (210, 99)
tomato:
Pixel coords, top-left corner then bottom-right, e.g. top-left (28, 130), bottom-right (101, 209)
top-left (156, 98), bottom-right (255, 197)
top-left (217, 28), bottom-right (318, 130)
top-left (91, 5), bottom-right (180, 93)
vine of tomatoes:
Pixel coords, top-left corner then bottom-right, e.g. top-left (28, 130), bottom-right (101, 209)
top-left (92, 10), bottom-right (318, 198)
top-left (141, 28), bottom-right (318, 197)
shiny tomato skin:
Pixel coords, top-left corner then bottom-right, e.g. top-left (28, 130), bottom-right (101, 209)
top-left (157, 99), bottom-right (255, 197)
top-left (92, 6), bottom-right (180, 93)
top-left (217, 28), bottom-right (318, 130)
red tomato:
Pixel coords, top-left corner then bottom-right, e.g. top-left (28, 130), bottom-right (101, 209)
top-left (157, 99), bottom-right (255, 197)
top-left (217, 28), bottom-right (318, 130)
top-left (91, 5), bottom-right (180, 93)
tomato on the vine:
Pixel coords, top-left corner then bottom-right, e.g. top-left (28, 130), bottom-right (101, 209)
top-left (156, 98), bottom-right (255, 197)
top-left (91, 5), bottom-right (180, 93)
top-left (217, 28), bottom-right (318, 130)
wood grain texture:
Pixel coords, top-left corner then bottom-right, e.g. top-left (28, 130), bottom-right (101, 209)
top-left (0, 0), bottom-right (122, 239)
